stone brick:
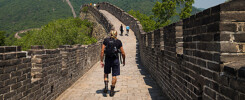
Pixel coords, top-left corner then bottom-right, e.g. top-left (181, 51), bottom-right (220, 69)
top-left (17, 52), bottom-right (26, 58)
top-left (220, 0), bottom-right (245, 11)
top-left (230, 78), bottom-right (245, 93)
top-left (11, 82), bottom-right (22, 90)
top-left (4, 65), bottom-right (16, 73)
top-left (204, 87), bottom-right (216, 99)
top-left (4, 53), bottom-right (17, 60)
top-left (0, 68), bottom-right (3, 74)
top-left (234, 34), bottom-right (245, 42)
top-left (17, 75), bottom-right (27, 82)
top-left (220, 43), bottom-right (239, 53)
top-left (0, 54), bottom-right (3, 60)
top-left (11, 71), bottom-right (22, 78)
top-left (224, 66), bottom-right (236, 75)
top-left (0, 86), bottom-right (10, 94)
top-left (4, 47), bottom-right (17, 53)
top-left (220, 85), bottom-right (238, 100)
top-left (207, 62), bottom-right (220, 72)
top-left (0, 81), bottom-right (3, 88)
top-left (0, 47), bottom-right (4, 53)
top-left (4, 78), bottom-right (16, 86)
top-left (4, 91), bottom-right (16, 100)
top-left (238, 67), bottom-right (245, 78)
top-left (0, 74), bottom-right (10, 81)
top-left (31, 58), bottom-right (42, 64)
top-left (220, 22), bottom-right (237, 32)
top-left (240, 93), bottom-right (245, 100)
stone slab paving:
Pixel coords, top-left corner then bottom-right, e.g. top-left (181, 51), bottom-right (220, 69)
top-left (56, 10), bottom-right (169, 100)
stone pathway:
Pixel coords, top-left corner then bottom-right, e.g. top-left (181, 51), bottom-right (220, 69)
top-left (56, 10), bottom-right (169, 100)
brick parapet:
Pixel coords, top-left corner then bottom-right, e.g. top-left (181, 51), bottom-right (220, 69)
top-left (0, 40), bottom-right (101, 100)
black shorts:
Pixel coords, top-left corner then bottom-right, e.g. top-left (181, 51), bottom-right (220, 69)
top-left (104, 57), bottom-right (120, 76)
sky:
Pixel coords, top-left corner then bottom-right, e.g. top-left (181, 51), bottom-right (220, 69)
top-left (193, 0), bottom-right (227, 9)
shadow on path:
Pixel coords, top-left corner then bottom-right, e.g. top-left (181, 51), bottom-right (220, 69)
top-left (96, 89), bottom-right (120, 97)
top-left (135, 40), bottom-right (170, 100)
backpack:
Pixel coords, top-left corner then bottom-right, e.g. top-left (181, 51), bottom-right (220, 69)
top-left (105, 38), bottom-right (119, 58)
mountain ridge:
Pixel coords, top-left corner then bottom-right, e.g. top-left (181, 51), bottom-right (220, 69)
top-left (0, 0), bottom-right (202, 36)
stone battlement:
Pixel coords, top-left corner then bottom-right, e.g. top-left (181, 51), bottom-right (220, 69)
top-left (0, 42), bottom-right (101, 100)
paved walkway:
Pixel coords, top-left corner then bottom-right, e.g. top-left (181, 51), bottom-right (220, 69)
top-left (56, 10), bottom-right (168, 100)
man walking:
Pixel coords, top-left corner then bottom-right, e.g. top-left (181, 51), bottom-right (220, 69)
top-left (100, 29), bottom-right (126, 96)
top-left (120, 24), bottom-right (124, 36)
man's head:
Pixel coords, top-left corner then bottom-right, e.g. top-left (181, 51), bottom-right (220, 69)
top-left (110, 30), bottom-right (117, 39)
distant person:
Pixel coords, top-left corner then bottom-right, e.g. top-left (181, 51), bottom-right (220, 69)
top-left (120, 24), bottom-right (124, 36)
top-left (100, 29), bottom-right (126, 97)
top-left (126, 26), bottom-right (130, 36)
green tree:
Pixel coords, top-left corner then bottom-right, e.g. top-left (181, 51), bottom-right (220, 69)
top-left (0, 31), bottom-right (5, 46)
top-left (14, 18), bottom-right (97, 50)
top-left (128, 10), bottom-right (156, 32)
top-left (152, 0), bottom-right (194, 26)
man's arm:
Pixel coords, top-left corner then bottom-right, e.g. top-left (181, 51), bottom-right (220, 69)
top-left (120, 46), bottom-right (126, 66)
top-left (101, 44), bottom-right (105, 67)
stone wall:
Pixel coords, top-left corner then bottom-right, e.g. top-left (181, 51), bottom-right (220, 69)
top-left (81, 4), bottom-right (113, 33)
top-left (0, 4), bottom-right (111, 100)
top-left (97, 0), bottom-right (245, 100)
top-left (0, 42), bottom-right (101, 100)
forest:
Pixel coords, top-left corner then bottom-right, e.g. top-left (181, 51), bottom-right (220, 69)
top-left (12, 18), bottom-right (96, 50)
top-left (0, 0), bottom-right (204, 48)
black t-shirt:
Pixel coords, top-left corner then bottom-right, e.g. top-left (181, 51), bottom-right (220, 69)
top-left (103, 38), bottom-right (122, 50)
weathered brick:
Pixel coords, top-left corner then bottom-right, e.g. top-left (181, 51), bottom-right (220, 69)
top-left (0, 86), bottom-right (10, 94)
top-left (216, 94), bottom-right (230, 100)
top-left (220, 85), bottom-right (238, 100)
top-left (17, 52), bottom-right (26, 58)
top-left (230, 78), bottom-right (245, 93)
top-left (220, 0), bottom-right (245, 11)
top-left (17, 75), bottom-right (27, 82)
top-left (12, 93), bottom-right (22, 100)
top-left (202, 68), bottom-right (214, 79)
top-left (31, 58), bottom-right (42, 64)
top-left (0, 81), bottom-right (3, 88)
top-left (0, 74), bottom-right (10, 81)
top-left (4, 47), bottom-right (17, 53)
top-left (22, 58), bottom-right (31, 63)
top-left (0, 47), bottom-right (4, 53)
top-left (204, 87), bottom-right (216, 99)
top-left (11, 82), bottom-right (22, 90)
top-left (220, 43), bottom-right (239, 53)
top-left (224, 66), bottom-right (236, 75)
top-left (234, 34), bottom-right (245, 42)
top-left (0, 95), bottom-right (3, 100)
top-left (4, 53), bottom-right (17, 60)
top-left (240, 93), bottom-right (245, 100)
top-left (4, 91), bottom-right (16, 100)
top-left (4, 65), bottom-right (16, 73)
top-left (11, 71), bottom-right (22, 78)
top-left (4, 78), bottom-right (16, 86)
top-left (0, 68), bottom-right (3, 74)
top-left (0, 54), bottom-right (3, 60)
top-left (207, 62), bottom-right (220, 72)
top-left (238, 67), bottom-right (245, 78)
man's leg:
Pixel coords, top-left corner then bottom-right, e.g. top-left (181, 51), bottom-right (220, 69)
top-left (112, 76), bottom-right (117, 86)
top-left (110, 76), bottom-right (117, 96)
top-left (104, 74), bottom-right (109, 93)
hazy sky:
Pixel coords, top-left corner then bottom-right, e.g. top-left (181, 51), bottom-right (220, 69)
top-left (193, 0), bottom-right (226, 9)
